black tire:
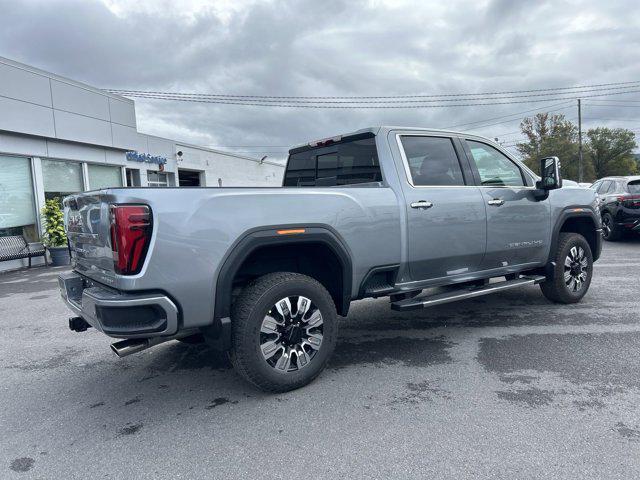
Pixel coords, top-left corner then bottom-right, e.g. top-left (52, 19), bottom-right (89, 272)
top-left (229, 272), bottom-right (338, 393)
top-left (602, 211), bottom-right (622, 241)
top-left (540, 232), bottom-right (593, 304)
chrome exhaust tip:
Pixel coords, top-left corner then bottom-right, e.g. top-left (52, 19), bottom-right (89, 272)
top-left (110, 331), bottom-right (197, 357)
top-left (110, 338), bottom-right (155, 357)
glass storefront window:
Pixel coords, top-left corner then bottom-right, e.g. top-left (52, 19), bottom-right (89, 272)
top-left (88, 164), bottom-right (123, 190)
top-left (42, 159), bottom-right (83, 201)
top-left (0, 156), bottom-right (37, 239)
top-left (147, 171), bottom-right (169, 187)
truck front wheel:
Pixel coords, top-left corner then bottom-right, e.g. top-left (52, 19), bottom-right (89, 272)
top-left (540, 232), bottom-right (593, 304)
top-left (229, 272), bottom-right (338, 392)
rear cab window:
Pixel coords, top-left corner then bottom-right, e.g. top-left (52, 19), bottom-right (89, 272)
top-left (283, 133), bottom-right (382, 187)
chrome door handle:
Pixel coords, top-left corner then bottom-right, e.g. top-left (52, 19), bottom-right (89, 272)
top-left (487, 198), bottom-right (505, 206)
top-left (410, 200), bottom-right (433, 209)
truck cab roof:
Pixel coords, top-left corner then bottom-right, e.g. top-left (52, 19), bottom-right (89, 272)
top-left (290, 126), bottom-right (500, 153)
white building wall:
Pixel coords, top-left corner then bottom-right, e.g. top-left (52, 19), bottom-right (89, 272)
top-left (177, 144), bottom-right (284, 186)
top-left (0, 57), bottom-right (140, 150)
top-left (0, 56), bottom-right (286, 272)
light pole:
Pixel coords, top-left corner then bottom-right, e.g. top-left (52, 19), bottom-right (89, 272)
top-left (578, 98), bottom-right (583, 182)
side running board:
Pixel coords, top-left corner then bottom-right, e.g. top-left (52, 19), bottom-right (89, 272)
top-left (390, 275), bottom-right (546, 312)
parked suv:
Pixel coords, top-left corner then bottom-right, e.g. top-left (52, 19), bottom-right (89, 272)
top-left (590, 176), bottom-right (640, 240)
top-left (59, 127), bottom-right (602, 392)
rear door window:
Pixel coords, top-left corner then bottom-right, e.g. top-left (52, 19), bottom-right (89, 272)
top-left (399, 136), bottom-right (465, 186)
top-left (283, 134), bottom-right (382, 187)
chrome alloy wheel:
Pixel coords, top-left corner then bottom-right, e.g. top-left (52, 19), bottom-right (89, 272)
top-left (259, 296), bottom-right (323, 373)
top-left (564, 245), bottom-right (589, 292)
top-left (602, 214), bottom-right (612, 239)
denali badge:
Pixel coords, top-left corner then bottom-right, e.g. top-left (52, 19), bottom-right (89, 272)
top-left (507, 240), bottom-right (543, 248)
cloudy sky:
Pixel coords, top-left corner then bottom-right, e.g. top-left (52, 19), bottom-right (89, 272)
top-left (1, 0), bottom-right (639, 160)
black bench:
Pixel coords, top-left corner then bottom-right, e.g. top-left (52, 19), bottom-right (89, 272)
top-left (0, 235), bottom-right (48, 267)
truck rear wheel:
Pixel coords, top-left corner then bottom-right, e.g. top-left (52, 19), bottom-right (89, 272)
top-left (229, 272), bottom-right (338, 392)
top-left (540, 232), bottom-right (593, 304)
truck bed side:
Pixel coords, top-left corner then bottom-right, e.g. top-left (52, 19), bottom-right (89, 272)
top-left (69, 186), bottom-right (402, 330)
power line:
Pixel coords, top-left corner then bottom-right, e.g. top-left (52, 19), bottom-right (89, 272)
top-left (109, 85), bottom-right (640, 107)
top-left (106, 80), bottom-right (640, 101)
top-left (113, 83), bottom-right (640, 103)
top-left (583, 103), bottom-right (640, 108)
top-left (109, 88), bottom-right (640, 109)
top-left (459, 103), bottom-right (576, 131)
top-left (443, 101), bottom-right (574, 129)
top-left (583, 98), bottom-right (640, 103)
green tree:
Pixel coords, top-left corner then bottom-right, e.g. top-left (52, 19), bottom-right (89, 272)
top-left (585, 127), bottom-right (638, 179)
top-left (516, 113), bottom-right (594, 181)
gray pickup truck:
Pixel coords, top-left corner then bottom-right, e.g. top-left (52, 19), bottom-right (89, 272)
top-left (59, 126), bottom-right (602, 392)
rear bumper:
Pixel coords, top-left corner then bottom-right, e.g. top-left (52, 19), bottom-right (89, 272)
top-left (615, 209), bottom-right (640, 230)
top-left (58, 271), bottom-right (179, 338)
top-left (619, 219), bottom-right (640, 231)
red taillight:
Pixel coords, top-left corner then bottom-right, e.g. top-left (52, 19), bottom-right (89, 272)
top-left (109, 205), bottom-right (152, 275)
top-left (617, 194), bottom-right (640, 207)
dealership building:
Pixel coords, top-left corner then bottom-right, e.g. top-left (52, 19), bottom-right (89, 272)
top-left (0, 56), bottom-right (285, 271)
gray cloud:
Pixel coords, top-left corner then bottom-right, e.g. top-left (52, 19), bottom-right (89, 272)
top-left (1, 0), bottom-right (639, 159)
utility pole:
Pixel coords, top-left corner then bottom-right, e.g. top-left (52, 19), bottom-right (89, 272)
top-left (578, 98), bottom-right (583, 182)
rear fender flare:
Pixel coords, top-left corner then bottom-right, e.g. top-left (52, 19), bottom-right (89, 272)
top-left (213, 224), bottom-right (353, 321)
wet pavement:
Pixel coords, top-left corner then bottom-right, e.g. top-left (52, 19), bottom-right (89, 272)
top-left (1, 237), bottom-right (639, 479)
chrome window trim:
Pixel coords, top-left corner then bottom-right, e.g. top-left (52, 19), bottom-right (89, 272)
top-left (460, 134), bottom-right (538, 182)
top-left (395, 133), bottom-right (538, 190)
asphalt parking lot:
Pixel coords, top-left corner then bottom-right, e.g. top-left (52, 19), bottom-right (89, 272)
top-left (1, 238), bottom-right (640, 479)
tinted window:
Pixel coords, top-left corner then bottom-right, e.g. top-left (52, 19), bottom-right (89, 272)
top-left (627, 180), bottom-right (640, 194)
top-left (317, 153), bottom-right (338, 179)
top-left (609, 181), bottom-right (622, 193)
top-left (283, 135), bottom-right (382, 187)
top-left (467, 141), bottom-right (525, 187)
top-left (400, 136), bottom-right (465, 186)
top-left (284, 154), bottom-right (316, 186)
top-left (597, 180), bottom-right (612, 194)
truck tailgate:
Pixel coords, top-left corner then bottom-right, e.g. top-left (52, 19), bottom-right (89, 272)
top-left (63, 192), bottom-right (117, 287)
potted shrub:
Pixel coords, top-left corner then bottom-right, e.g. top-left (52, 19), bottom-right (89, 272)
top-left (42, 198), bottom-right (70, 266)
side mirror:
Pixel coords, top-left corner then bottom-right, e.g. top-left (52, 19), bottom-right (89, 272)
top-left (537, 156), bottom-right (562, 191)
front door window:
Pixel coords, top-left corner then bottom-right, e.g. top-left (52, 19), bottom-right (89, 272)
top-left (467, 141), bottom-right (525, 187)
